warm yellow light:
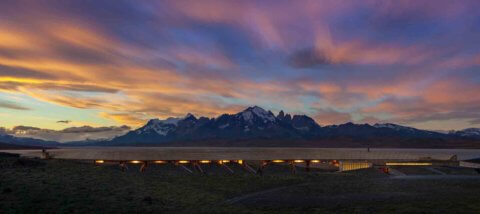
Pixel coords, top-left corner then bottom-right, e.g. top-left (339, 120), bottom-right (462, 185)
top-left (95, 160), bottom-right (104, 164)
top-left (154, 160), bottom-right (166, 164)
top-left (130, 160), bottom-right (141, 164)
top-left (218, 160), bottom-right (230, 164)
top-left (178, 160), bottom-right (190, 164)
top-left (237, 160), bottom-right (243, 165)
top-left (340, 162), bottom-right (372, 171)
top-left (199, 160), bottom-right (211, 164)
top-left (310, 160), bottom-right (320, 163)
top-left (386, 162), bottom-right (432, 166)
top-left (272, 160), bottom-right (285, 163)
top-left (294, 160), bottom-right (304, 163)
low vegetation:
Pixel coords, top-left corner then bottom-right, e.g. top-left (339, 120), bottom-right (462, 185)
top-left (1, 153), bottom-right (479, 213)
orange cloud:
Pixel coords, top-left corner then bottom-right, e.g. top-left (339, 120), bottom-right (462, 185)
top-left (0, 1), bottom-right (479, 131)
top-left (423, 79), bottom-right (480, 105)
top-left (313, 29), bottom-right (433, 66)
top-left (314, 109), bottom-right (352, 126)
top-left (99, 112), bottom-right (147, 127)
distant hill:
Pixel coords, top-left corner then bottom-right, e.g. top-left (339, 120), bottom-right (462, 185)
top-left (450, 128), bottom-right (480, 139)
top-left (0, 134), bottom-right (61, 148)
top-left (0, 142), bottom-right (53, 150)
top-left (99, 106), bottom-right (480, 148)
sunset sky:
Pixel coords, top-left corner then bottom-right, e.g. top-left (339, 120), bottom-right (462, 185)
top-left (1, 0), bottom-right (480, 132)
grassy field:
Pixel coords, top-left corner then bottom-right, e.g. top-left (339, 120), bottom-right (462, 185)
top-left (1, 153), bottom-right (480, 213)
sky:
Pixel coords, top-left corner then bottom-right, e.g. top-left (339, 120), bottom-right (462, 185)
top-left (1, 0), bottom-right (480, 136)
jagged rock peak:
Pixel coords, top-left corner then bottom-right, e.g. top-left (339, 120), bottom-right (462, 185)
top-left (285, 113), bottom-right (292, 120)
top-left (240, 106), bottom-right (276, 122)
top-left (243, 106), bottom-right (266, 113)
top-left (277, 110), bottom-right (285, 118)
top-left (277, 110), bottom-right (293, 122)
top-left (147, 117), bottom-right (181, 126)
top-left (184, 113), bottom-right (196, 120)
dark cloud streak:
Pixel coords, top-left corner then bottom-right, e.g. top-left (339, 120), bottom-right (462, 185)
top-left (0, 101), bottom-right (31, 110)
top-left (288, 48), bottom-right (331, 68)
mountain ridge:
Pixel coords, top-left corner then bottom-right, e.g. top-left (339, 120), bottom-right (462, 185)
top-left (103, 106), bottom-right (480, 148)
top-left (2, 106), bottom-right (480, 148)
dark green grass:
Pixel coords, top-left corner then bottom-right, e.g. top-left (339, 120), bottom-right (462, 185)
top-left (0, 155), bottom-right (311, 213)
top-left (1, 154), bottom-right (479, 213)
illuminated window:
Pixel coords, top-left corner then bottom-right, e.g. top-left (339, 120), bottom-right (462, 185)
top-left (154, 160), bottom-right (166, 164)
top-left (386, 162), bottom-right (432, 166)
top-left (340, 162), bottom-right (372, 171)
top-left (218, 160), bottom-right (230, 164)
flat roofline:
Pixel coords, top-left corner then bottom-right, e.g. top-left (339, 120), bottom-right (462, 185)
top-left (2, 147), bottom-right (478, 161)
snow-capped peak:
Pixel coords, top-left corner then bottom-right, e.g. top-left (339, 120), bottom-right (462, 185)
top-left (148, 113), bottom-right (196, 126)
top-left (455, 128), bottom-right (480, 137)
top-left (374, 123), bottom-right (399, 129)
top-left (137, 113), bottom-right (199, 136)
top-left (150, 117), bottom-right (182, 126)
top-left (461, 128), bottom-right (480, 133)
top-left (242, 111), bottom-right (253, 121)
top-left (240, 106), bottom-right (276, 123)
top-left (137, 117), bottom-right (182, 136)
top-left (374, 123), bottom-right (417, 132)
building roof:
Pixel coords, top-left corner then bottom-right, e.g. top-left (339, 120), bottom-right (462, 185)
top-left (2, 147), bottom-right (479, 161)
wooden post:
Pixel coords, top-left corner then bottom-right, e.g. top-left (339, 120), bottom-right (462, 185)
top-left (140, 161), bottom-right (147, 172)
top-left (305, 160), bottom-right (311, 172)
top-left (193, 161), bottom-right (204, 174)
top-left (257, 161), bottom-right (268, 175)
top-left (243, 162), bottom-right (257, 174)
top-left (222, 163), bottom-right (234, 174)
top-left (180, 165), bottom-right (193, 174)
top-left (41, 149), bottom-right (50, 160)
top-left (119, 161), bottom-right (128, 172)
top-left (289, 161), bottom-right (296, 174)
top-left (175, 161), bottom-right (194, 174)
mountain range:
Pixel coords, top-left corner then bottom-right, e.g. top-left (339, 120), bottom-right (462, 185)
top-left (1, 106), bottom-right (480, 148)
top-left (105, 106), bottom-right (480, 148)
top-left (0, 134), bottom-right (61, 147)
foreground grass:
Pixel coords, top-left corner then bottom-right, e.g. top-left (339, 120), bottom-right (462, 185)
top-left (0, 154), bottom-right (313, 213)
top-left (1, 153), bottom-right (480, 213)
